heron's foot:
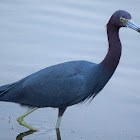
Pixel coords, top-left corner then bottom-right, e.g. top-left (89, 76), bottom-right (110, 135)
top-left (17, 117), bottom-right (38, 131)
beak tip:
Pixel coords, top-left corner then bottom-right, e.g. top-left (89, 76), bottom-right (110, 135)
top-left (125, 20), bottom-right (140, 33)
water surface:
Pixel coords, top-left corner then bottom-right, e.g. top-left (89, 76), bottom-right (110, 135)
top-left (0, 0), bottom-right (140, 140)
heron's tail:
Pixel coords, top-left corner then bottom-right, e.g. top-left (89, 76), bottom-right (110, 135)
top-left (0, 83), bottom-right (16, 99)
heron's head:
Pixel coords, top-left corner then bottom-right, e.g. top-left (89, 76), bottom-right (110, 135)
top-left (107, 10), bottom-right (140, 33)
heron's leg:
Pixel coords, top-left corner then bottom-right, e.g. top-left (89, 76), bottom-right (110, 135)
top-left (17, 107), bottom-right (38, 131)
top-left (56, 108), bottom-right (66, 129)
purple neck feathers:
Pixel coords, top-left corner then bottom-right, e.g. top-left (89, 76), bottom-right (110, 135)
top-left (101, 23), bottom-right (122, 72)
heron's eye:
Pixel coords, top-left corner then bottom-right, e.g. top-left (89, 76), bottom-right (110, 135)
top-left (120, 17), bottom-right (126, 23)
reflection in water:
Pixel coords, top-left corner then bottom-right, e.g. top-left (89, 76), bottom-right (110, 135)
top-left (56, 128), bottom-right (61, 140)
top-left (16, 128), bottom-right (62, 140)
top-left (16, 130), bottom-right (36, 140)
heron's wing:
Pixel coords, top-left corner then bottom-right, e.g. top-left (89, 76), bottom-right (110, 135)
top-left (2, 61), bottom-right (95, 107)
top-left (17, 71), bottom-right (85, 107)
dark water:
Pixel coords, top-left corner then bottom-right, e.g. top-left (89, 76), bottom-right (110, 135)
top-left (0, 0), bottom-right (140, 140)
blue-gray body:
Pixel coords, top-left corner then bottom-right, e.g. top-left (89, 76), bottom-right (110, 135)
top-left (0, 61), bottom-right (112, 108)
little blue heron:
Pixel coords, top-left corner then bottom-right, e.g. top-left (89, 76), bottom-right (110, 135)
top-left (0, 10), bottom-right (140, 131)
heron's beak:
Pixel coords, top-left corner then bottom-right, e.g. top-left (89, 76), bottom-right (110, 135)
top-left (125, 20), bottom-right (140, 33)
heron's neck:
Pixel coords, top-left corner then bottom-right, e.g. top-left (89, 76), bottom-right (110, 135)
top-left (101, 24), bottom-right (122, 72)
